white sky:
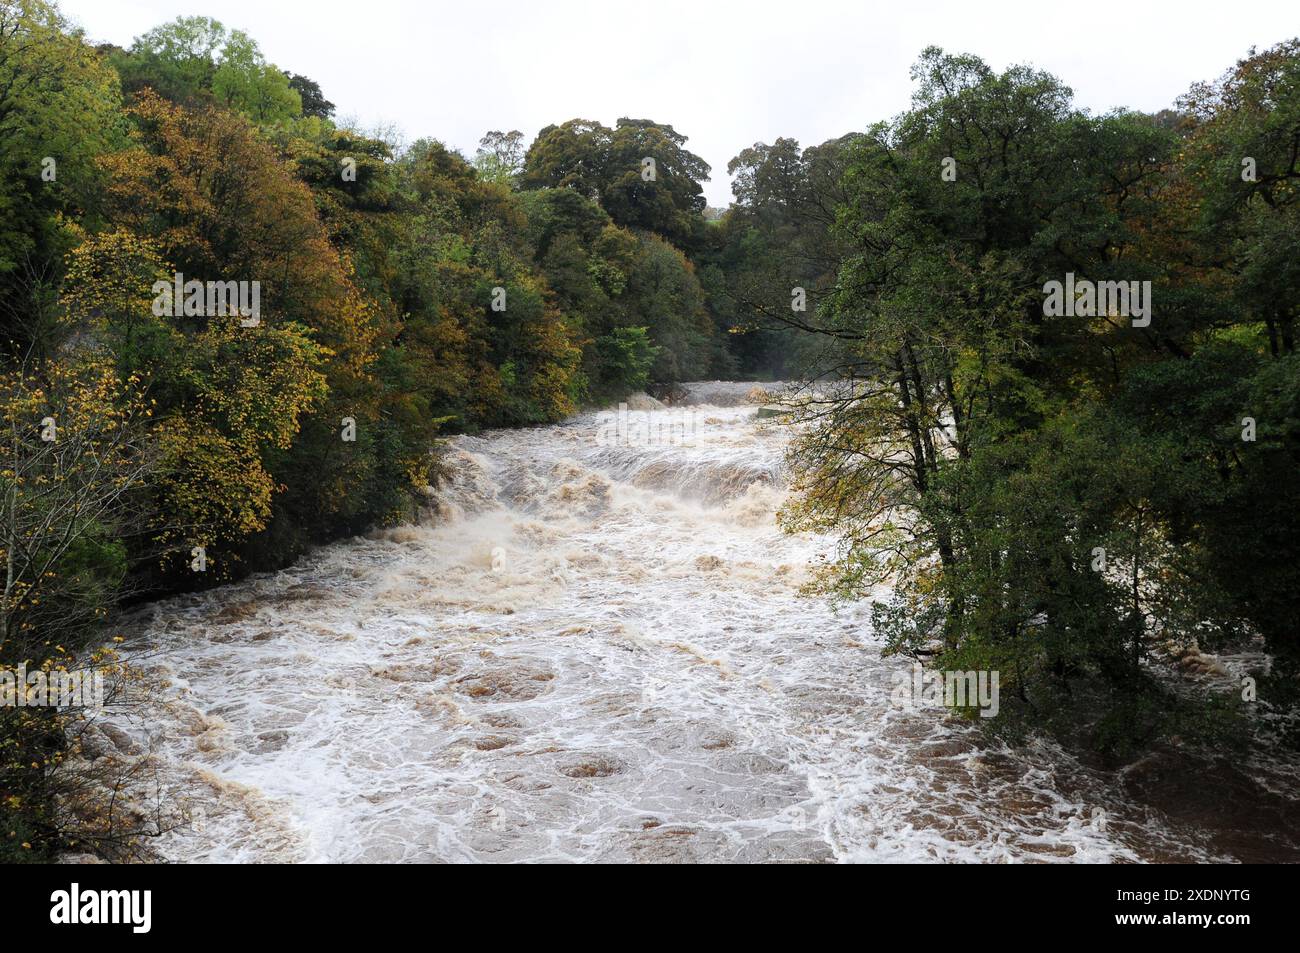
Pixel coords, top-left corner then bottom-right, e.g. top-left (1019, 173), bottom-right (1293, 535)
top-left (60, 0), bottom-right (1299, 207)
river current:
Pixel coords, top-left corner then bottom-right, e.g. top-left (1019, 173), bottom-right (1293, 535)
top-left (111, 381), bottom-right (1282, 863)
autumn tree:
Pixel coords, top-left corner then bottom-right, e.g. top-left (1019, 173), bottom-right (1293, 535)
top-left (0, 354), bottom-right (163, 860)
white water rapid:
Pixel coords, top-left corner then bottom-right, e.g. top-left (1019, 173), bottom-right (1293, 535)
top-left (111, 382), bottom-right (1235, 863)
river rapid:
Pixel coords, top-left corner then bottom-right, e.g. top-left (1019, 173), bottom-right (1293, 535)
top-left (111, 382), bottom-right (1290, 863)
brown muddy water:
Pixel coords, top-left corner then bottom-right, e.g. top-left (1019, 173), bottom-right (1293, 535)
top-left (104, 382), bottom-right (1300, 862)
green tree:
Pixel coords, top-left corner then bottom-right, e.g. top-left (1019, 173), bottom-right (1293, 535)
top-left (110, 16), bottom-right (301, 124)
top-left (521, 117), bottom-right (711, 248)
top-left (211, 29), bottom-right (300, 123)
top-left (284, 71), bottom-right (334, 119)
top-left (0, 0), bottom-right (122, 356)
top-left (474, 129), bottom-right (525, 185)
top-left (780, 47), bottom-right (1239, 753)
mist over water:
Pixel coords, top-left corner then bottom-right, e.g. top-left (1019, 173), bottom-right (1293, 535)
top-left (121, 382), bottom-right (1239, 862)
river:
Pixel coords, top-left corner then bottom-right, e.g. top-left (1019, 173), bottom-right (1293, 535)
top-left (113, 382), bottom-right (1293, 862)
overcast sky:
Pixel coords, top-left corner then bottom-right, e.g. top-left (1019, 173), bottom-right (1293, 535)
top-left (59, 0), bottom-right (1299, 207)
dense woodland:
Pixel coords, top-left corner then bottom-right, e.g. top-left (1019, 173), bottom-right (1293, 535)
top-left (1, 0), bottom-right (1298, 859)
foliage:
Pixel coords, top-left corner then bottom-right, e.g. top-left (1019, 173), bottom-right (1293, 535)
top-left (108, 15), bottom-right (301, 123)
top-left (522, 117), bottom-right (711, 249)
top-left (0, 354), bottom-right (162, 860)
top-left (780, 44), bottom-right (1300, 756)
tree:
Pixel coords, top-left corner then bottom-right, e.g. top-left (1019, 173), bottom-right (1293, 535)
top-left (110, 16), bottom-right (301, 124)
top-left (284, 71), bottom-right (333, 119)
top-left (521, 117), bottom-right (711, 248)
top-left (211, 29), bottom-right (300, 123)
top-left (623, 234), bottom-right (711, 383)
top-left (599, 118), bottom-right (710, 247)
top-left (779, 47), bottom-right (1239, 752)
top-left (712, 134), bottom-right (858, 377)
top-left (0, 354), bottom-right (166, 861)
top-left (474, 129), bottom-right (525, 185)
top-left (107, 14), bottom-right (224, 104)
top-left (93, 93), bottom-right (409, 573)
top-left (0, 355), bottom-right (153, 656)
top-left (0, 0), bottom-right (122, 355)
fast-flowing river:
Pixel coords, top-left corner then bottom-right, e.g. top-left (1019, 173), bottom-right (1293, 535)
top-left (113, 382), bottom-right (1293, 862)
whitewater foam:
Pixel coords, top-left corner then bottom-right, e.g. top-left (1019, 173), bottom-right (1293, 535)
top-left (115, 389), bottom-right (1234, 863)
